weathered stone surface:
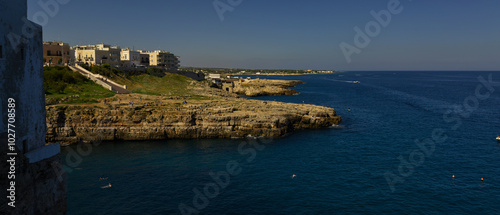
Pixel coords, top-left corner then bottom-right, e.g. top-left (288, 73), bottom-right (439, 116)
top-left (46, 98), bottom-right (341, 145)
top-left (0, 136), bottom-right (67, 215)
top-left (0, 0), bottom-right (67, 213)
top-left (233, 79), bottom-right (305, 97)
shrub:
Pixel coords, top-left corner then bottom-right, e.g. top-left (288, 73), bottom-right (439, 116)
top-left (52, 82), bottom-right (67, 93)
top-left (147, 67), bottom-right (165, 77)
top-left (44, 66), bottom-right (89, 93)
top-left (81, 63), bottom-right (91, 71)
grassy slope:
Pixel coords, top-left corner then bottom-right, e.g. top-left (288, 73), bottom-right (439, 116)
top-left (45, 65), bottom-right (213, 105)
top-left (46, 82), bottom-right (115, 104)
top-left (45, 67), bottom-right (115, 104)
top-left (114, 73), bottom-right (198, 97)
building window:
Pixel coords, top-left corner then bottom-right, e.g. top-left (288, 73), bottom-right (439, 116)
top-left (47, 50), bottom-right (51, 56)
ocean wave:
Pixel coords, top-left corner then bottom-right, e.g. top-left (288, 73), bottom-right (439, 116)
top-left (329, 124), bottom-right (346, 129)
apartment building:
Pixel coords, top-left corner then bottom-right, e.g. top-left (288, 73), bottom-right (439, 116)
top-left (73, 43), bottom-right (121, 66)
top-left (140, 50), bottom-right (180, 70)
top-left (140, 52), bottom-right (150, 66)
top-left (72, 43), bottom-right (180, 69)
top-left (121, 48), bottom-right (141, 67)
top-left (97, 44), bottom-right (121, 66)
top-left (43, 41), bottom-right (70, 66)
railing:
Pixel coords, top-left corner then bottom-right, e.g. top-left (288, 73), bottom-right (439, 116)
top-left (69, 65), bottom-right (113, 91)
top-left (73, 64), bottom-right (128, 89)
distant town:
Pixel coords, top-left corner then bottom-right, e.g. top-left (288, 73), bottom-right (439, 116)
top-left (43, 41), bottom-right (339, 76)
top-left (180, 67), bottom-right (340, 76)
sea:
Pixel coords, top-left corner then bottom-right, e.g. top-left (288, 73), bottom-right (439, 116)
top-left (63, 71), bottom-right (500, 214)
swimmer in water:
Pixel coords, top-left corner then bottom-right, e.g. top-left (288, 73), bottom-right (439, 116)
top-left (292, 174), bottom-right (296, 179)
top-left (101, 183), bottom-right (112, 189)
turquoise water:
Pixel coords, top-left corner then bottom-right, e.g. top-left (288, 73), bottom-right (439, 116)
top-left (63, 71), bottom-right (500, 214)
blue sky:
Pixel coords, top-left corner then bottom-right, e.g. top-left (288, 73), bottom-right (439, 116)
top-left (28, 0), bottom-right (500, 71)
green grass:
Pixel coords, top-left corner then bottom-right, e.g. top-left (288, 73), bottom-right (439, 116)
top-left (78, 65), bottom-right (204, 97)
top-left (120, 73), bottom-right (196, 96)
top-left (44, 66), bottom-right (115, 104)
top-left (45, 66), bottom-right (205, 104)
top-left (45, 82), bottom-right (115, 104)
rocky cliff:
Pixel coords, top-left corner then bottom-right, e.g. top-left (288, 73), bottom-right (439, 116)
top-left (232, 79), bottom-right (304, 97)
top-left (46, 96), bottom-right (340, 145)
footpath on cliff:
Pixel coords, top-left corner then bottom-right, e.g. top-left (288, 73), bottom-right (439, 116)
top-left (44, 66), bottom-right (341, 145)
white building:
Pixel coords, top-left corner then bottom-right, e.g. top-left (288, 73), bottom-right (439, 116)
top-left (121, 48), bottom-right (141, 67)
top-left (140, 50), bottom-right (180, 69)
top-left (208, 73), bottom-right (221, 79)
top-left (73, 43), bottom-right (121, 66)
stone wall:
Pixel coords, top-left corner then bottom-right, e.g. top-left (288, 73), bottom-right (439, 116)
top-left (0, 0), bottom-right (47, 153)
top-left (0, 136), bottom-right (67, 214)
top-left (0, 1), bottom-right (67, 213)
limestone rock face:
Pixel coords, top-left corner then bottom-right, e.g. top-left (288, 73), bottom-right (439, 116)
top-left (46, 99), bottom-right (341, 145)
top-left (233, 79), bottom-right (305, 97)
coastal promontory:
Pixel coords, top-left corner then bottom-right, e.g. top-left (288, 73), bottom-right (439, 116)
top-left (44, 66), bottom-right (341, 145)
top-left (232, 79), bottom-right (305, 97)
top-left (46, 95), bottom-right (340, 144)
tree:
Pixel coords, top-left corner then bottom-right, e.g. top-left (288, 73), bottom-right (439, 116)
top-left (147, 67), bottom-right (165, 77)
top-left (53, 82), bottom-right (67, 93)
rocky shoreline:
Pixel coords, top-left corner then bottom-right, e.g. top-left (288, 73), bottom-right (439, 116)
top-left (45, 95), bottom-right (341, 145)
top-left (233, 79), bottom-right (304, 97)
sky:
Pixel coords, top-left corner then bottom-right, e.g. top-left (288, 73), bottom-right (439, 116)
top-left (28, 0), bottom-right (500, 71)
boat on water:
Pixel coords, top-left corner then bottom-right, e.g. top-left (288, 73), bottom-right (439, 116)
top-left (354, 81), bottom-right (360, 84)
